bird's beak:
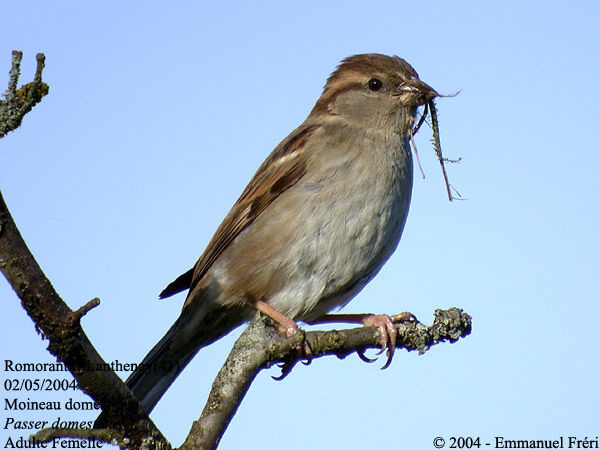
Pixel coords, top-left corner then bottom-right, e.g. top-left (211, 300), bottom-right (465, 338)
top-left (398, 79), bottom-right (438, 106)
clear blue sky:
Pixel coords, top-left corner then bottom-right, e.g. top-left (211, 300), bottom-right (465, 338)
top-left (1, 2), bottom-right (599, 448)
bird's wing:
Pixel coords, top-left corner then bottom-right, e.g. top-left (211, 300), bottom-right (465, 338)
top-left (160, 123), bottom-right (318, 301)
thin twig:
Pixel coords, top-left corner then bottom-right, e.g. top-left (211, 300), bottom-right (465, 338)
top-left (34, 53), bottom-right (46, 83)
top-left (410, 130), bottom-right (427, 179)
top-left (6, 51), bottom-right (22, 104)
top-left (429, 99), bottom-right (454, 201)
top-left (411, 101), bottom-right (429, 136)
top-left (72, 297), bottom-right (101, 321)
top-left (409, 102), bottom-right (430, 179)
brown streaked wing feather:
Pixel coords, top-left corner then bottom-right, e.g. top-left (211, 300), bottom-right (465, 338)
top-left (184, 124), bottom-right (318, 300)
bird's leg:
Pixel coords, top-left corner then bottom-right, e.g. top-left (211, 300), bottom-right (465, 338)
top-left (307, 312), bottom-right (417, 369)
top-left (252, 299), bottom-right (299, 337)
top-left (251, 300), bottom-right (313, 379)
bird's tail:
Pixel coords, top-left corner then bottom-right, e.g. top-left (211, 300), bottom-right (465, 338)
top-left (95, 302), bottom-right (247, 427)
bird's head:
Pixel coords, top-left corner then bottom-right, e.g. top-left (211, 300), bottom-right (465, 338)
top-left (310, 53), bottom-right (438, 134)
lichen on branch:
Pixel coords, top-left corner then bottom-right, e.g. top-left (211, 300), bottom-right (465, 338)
top-left (0, 51), bottom-right (49, 138)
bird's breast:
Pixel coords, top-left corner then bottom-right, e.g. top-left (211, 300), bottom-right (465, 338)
top-left (268, 133), bottom-right (414, 320)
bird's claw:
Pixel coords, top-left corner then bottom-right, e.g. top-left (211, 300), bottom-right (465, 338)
top-left (300, 339), bottom-right (313, 366)
top-left (390, 312), bottom-right (418, 323)
top-left (272, 336), bottom-right (312, 380)
top-left (357, 347), bottom-right (377, 363)
top-left (360, 312), bottom-right (417, 370)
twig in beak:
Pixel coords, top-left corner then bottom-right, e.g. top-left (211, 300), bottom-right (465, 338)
top-left (411, 101), bottom-right (429, 136)
top-left (409, 102), bottom-right (430, 179)
top-left (409, 130), bottom-right (426, 180)
top-left (428, 99), bottom-right (454, 202)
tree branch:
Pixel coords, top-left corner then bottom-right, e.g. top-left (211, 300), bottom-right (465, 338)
top-left (0, 52), bottom-right (170, 449)
top-left (181, 308), bottom-right (471, 449)
top-left (0, 188), bottom-right (171, 449)
top-left (0, 51), bottom-right (49, 138)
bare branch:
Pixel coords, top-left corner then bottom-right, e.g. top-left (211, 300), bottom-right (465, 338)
top-left (71, 297), bottom-right (101, 322)
top-left (0, 189), bottom-right (170, 448)
top-left (0, 51), bottom-right (50, 138)
top-left (181, 308), bottom-right (471, 449)
top-left (0, 51), bottom-right (170, 449)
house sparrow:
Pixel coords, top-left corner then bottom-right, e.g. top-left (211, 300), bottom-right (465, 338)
top-left (98, 53), bottom-right (438, 420)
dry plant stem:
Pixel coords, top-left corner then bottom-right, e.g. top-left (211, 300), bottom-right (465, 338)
top-left (428, 100), bottom-right (453, 201)
top-left (411, 101), bottom-right (429, 136)
top-left (409, 103), bottom-right (429, 179)
top-left (0, 51), bottom-right (49, 138)
top-left (410, 131), bottom-right (426, 179)
top-left (182, 308), bottom-right (471, 450)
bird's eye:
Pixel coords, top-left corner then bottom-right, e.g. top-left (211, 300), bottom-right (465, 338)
top-left (368, 78), bottom-right (383, 91)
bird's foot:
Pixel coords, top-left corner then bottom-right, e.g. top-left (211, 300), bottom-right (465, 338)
top-left (360, 313), bottom-right (415, 369)
top-left (272, 333), bottom-right (313, 381)
top-left (251, 299), bottom-right (313, 379)
top-left (310, 312), bottom-right (417, 369)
